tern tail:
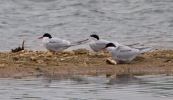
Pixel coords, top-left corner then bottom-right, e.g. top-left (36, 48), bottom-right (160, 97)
top-left (69, 39), bottom-right (91, 46)
top-left (126, 43), bottom-right (140, 47)
top-left (138, 46), bottom-right (156, 54)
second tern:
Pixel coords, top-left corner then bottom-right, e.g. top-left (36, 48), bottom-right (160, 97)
top-left (89, 34), bottom-right (139, 52)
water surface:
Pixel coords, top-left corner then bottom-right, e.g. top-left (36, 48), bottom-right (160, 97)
top-left (0, 0), bottom-right (173, 52)
top-left (0, 74), bottom-right (173, 100)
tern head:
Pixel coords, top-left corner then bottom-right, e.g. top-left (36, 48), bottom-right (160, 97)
top-left (102, 43), bottom-right (116, 50)
top-left (38, 33), bottom-right (52, 39)
top-left (90, 34), bottom-right (99, 40)
top-left (106, 43), bottom-right (116, 48)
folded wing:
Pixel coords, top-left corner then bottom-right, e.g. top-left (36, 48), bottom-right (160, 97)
top-left (45, 38), bottom-right (71, 52)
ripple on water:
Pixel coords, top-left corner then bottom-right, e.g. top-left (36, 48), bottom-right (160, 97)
top-left (0, 0), bottom-right (173, 51)
top-left (0, 74), bottom-right (173, 100)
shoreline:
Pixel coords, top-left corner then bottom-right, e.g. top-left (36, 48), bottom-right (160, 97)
top-left (0, 49), bottom-right (173, 78)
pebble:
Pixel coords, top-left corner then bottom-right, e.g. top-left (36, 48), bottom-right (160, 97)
top-left (19, 50), bottom-right (26, 53)
top-left (60, 58), bottom-right (65, 61)
top-left (13, 56), bottom-right (19, 61)
top-left (30, 56), bottom-right (36, 61)
top-left (106, 58), bottom-right (117, 65)
top-left (73, 49), bottom-right (89, 55)
top-left (37, 60), bottom-right (44, 63)
top-left (0, 64), bottom-right (5, 68)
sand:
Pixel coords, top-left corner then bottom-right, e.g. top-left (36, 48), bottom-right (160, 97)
top-left (0, 49), bottom-right (173, 78)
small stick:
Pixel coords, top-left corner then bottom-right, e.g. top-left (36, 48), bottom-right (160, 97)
top-left (22, 40), bottom-right (25, 50)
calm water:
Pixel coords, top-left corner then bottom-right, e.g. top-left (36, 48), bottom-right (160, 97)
top-left (0, 0), bottom-right (173, 52)
top-left (0, 74), bottom-right (173, 100)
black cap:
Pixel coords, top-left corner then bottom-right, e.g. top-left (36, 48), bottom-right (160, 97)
top-left (106, 43), bottom-right (116, 48)
top-left (90, 34), bottom-right (99, 40)
top-left (43, 33), bottom-right (52, 38)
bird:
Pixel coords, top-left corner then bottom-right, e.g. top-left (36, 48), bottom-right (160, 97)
top-left (104, 42), bottom-right (155, 63)
top-left (38, 33), bottom-right (88, 52)
top-left (88, 34), bottom-right (140, 52)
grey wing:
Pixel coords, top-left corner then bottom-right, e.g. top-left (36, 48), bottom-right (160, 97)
top-left (95, 40), bottom-right (109, 47)
top-left (115, 45), bottom-right (139, 61)
top-left (46, 38), bottom-right (70, 51)
top-left (90, 40), bottom-right (109, 51)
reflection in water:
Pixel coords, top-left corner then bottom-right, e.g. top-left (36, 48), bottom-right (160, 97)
top-left (0, 74), bottom-right (173, 100)
top-left (107, 74), bottom-right (139, 85)
top-left (41, 74), bottom-right (139, 87)
top-left (41, 79), bottom-right (52, 87)
top-left (40, 74), bottom-right (173, 100)
top-left (41, 75), bottom-right (90, 87)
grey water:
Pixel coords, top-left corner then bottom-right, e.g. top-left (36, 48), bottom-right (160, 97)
top-left (0, 74), bottom-right (173, 100)
top-left (0, 0), bottom-right (173, 52)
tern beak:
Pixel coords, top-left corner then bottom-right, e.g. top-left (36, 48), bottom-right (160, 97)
top-left (38, 37), bottom-right (43, 39)
top-left (102, 47), bottom-right (106, 50)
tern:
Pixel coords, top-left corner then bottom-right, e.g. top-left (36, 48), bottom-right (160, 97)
top-left (89, 34), bottom-right (139, 52)
top-left (39, 33), bottom-right (88, 52)
top-left (104, 43), bottom-right (155, 63)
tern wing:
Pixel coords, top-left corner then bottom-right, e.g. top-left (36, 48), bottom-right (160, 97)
top-left (45, 38), bottom-right (71, 52)
top-left (115, 45), bottom-right (139, 61)
top-left (95, 40), bottom-right (109, 47)
top-left (92, 40), bottom-right (110, 51)
top-left (48, 38), bottom-right (70, 46)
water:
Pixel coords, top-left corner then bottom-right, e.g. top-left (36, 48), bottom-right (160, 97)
top-left (0, 74), bottom-right (173, 100)
top-left (0, 0), bottom-right (173, 52)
